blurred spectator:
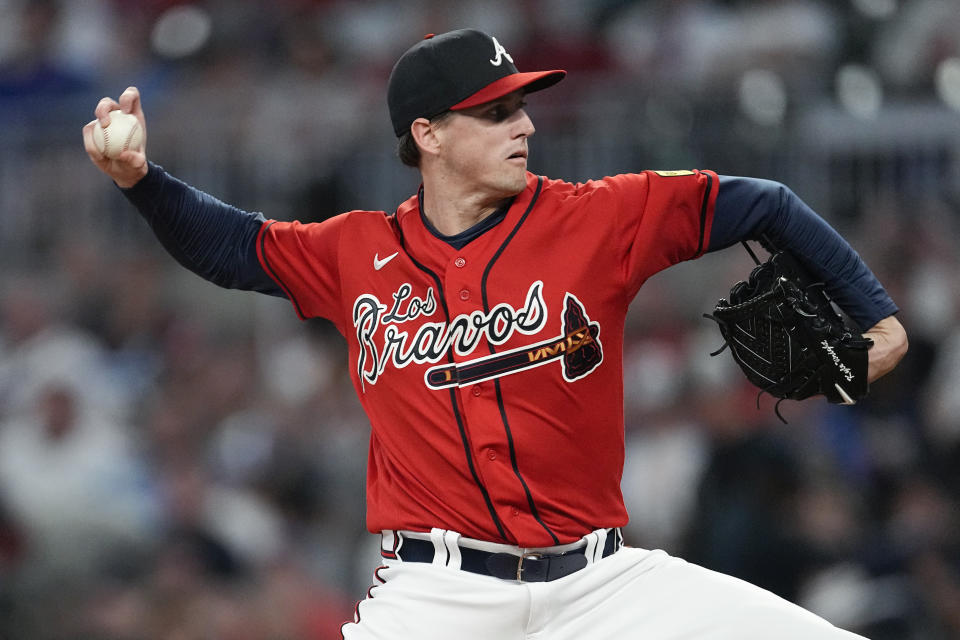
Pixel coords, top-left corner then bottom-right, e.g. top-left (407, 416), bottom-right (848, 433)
top-left (0, 0), bottom-right (93, 109)
top-left (682, 415), bottom-right (815, 603)
top-left (242, 4), bottom-right (377, 218)
top-left (601, 0), bottom-right (839, 97)
top-left (872, 0), bottom-right (960, 93)
top-left (0, 381), bottom-right (158, 584)
top-left (0, 274), bottom-right (129, 421)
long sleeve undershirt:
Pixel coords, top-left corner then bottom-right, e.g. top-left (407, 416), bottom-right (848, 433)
top-left (120, 163), bottom-right (897, 330)
top-left (122, 162), bottom-right (282, 297)
top-left (709, 176), bottom-right (898, 329)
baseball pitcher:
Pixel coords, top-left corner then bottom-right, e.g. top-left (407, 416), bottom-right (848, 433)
top-left (84, 28), bottom-right (906, 640)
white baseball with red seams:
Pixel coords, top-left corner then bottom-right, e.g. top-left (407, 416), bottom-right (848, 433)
top-left (92, 110), bottom-right (143, 159)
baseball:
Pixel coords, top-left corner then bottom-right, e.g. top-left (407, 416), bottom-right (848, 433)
top-left (92, 110), bottom-right (143, 159)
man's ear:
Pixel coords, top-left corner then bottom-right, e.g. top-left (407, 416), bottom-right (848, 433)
top-left (411, 117), bottom-right (441, 158)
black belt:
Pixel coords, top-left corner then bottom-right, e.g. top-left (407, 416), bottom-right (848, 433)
top-left (390, 530), bottom-right (621, 582)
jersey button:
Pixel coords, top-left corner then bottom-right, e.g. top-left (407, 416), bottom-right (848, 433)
top-left (459, 288), bottom-right (470, 301)
top-left (471, 385), bottom-right (482, 397)
top-left (454, 257), bottom-right (466, 268)
top-left (511, 507), bottom-right (520, 517)
top-left (486, 449), bottom-right (497, 461)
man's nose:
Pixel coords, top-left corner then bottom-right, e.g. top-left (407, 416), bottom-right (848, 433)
top-left (515, 109), bottom-right (535, 137)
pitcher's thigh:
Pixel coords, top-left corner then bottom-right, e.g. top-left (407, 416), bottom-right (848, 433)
top-left (341, 563), bottom-right (529, 640)
top-left (544, 548), bottom-right (868, 640)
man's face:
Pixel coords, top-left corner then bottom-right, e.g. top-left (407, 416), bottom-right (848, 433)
top-left (433, 90), bottom-right (535, 200)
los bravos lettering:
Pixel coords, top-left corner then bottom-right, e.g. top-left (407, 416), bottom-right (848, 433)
top-left (351, 281), bottom-right (603, 389)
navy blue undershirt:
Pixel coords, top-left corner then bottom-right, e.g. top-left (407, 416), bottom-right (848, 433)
top-left (120, 163), bottom-right (897, 329)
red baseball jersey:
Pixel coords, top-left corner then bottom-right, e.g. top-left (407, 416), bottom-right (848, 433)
top-left (256, 169), bottom-right (718, 548)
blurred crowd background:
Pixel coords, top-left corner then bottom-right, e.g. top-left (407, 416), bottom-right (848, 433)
top-left (1, 0), bottom-right (960, 638)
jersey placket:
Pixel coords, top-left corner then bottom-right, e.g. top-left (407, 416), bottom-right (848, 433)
top-left (443, 251), bottom-right (540, 540)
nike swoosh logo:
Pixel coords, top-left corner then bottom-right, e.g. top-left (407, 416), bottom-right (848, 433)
top-left (374, 251), bottom-right (399, 271)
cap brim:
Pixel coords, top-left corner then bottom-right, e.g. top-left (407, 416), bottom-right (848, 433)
top-left (450, 70), bottom-right (566, 110)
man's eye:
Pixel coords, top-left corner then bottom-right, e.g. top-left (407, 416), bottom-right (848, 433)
top-left (489, 106), bottom-right (509, 121)
top-left (487, 101), bottom-right (526, 122)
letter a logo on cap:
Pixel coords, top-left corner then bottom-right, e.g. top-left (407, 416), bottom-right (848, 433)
top-left (489, 36), bottom-right (514, 66)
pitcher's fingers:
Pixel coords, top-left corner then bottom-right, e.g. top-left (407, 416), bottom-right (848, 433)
top-left (117, 149), bottom-right (146, 168)
top-left (119, 86), bottom-right (141, 115)
top-left (81, 120), bottom-right (104, 158)
top-left (95, 97), bottom-right (120, 125)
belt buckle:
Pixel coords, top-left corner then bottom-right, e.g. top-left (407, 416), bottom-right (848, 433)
top-left (517, 551), bottom-right (542, 581)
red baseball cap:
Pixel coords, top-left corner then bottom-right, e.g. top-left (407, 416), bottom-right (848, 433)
top-left (387, 29), bottom-right (566, 137)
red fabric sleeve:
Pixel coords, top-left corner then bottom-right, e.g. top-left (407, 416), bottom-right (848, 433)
top-left (613, 170), bottom-right (718, 297)
top-left (255, 215), bottom-right (346, 330)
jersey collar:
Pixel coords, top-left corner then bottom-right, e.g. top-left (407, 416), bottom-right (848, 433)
top-left (417, 184), bottom-right (515, 250)
top-left (395, 173), bottom-right (541, 270)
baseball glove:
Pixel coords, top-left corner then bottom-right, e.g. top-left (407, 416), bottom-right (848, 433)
top-left (705, 241), bottom-right (873, 420)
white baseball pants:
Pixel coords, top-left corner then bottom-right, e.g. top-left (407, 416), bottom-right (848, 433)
top-left (340, 530), bottom-right (868, 639)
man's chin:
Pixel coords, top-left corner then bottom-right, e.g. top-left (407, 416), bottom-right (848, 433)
top-left (485, 170), bottom-right (529, 201)
top-left (506, 171), bottom-right (528, 195)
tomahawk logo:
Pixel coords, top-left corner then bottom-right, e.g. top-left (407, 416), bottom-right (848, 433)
top-left (424, 293), bottom-right (603, 389)
top-left (489, 36), bottom-right (514, 66)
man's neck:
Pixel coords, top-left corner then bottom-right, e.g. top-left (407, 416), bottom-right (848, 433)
top-left (420, 176), bottom-right (512, 236)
